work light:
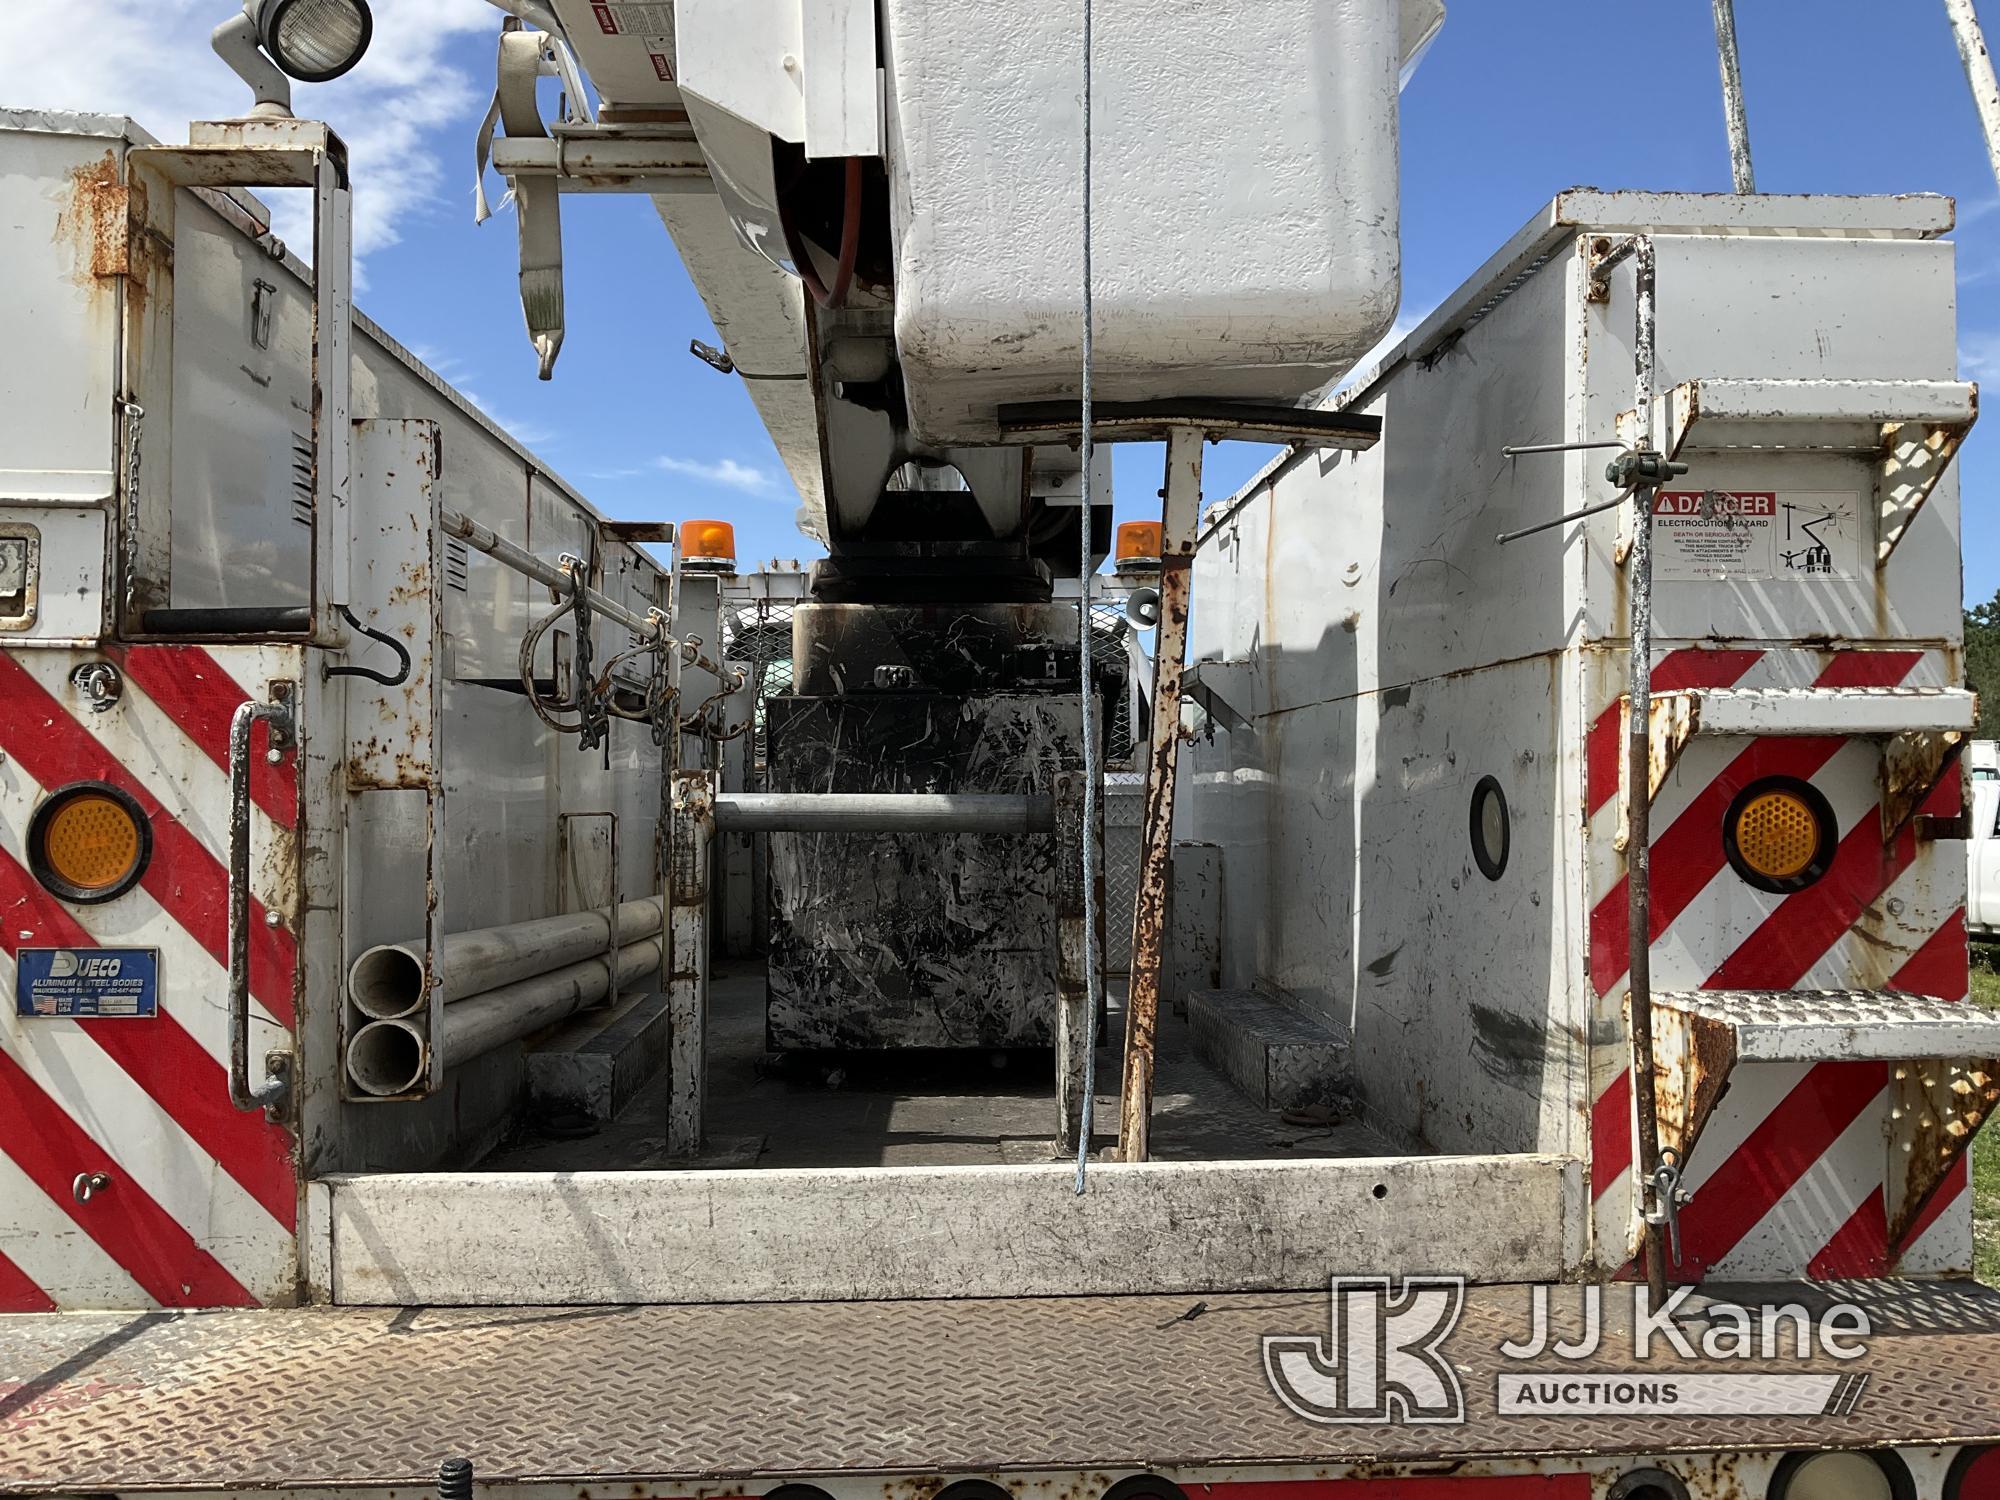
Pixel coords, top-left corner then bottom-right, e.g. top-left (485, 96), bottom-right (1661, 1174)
top-left (253, 0), bottom-right (373, 83)
top-left (1767, 1450), bottom-right (1913, 1500)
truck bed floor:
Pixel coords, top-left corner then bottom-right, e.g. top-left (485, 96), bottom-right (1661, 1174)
top-left (479, 967), bottom-right (1394, 1171)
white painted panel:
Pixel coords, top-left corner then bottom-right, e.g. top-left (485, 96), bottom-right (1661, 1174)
top-left (0, 124), bottom-right (120, 502)
top-left (0, 507), bottom-right (106, 640)
top-left (329, 1153), bottom-right (1573, 1303)
top-left (165, 190), bottom-right (316, 612)
top-left (800, 0), bottom-right (878, 159)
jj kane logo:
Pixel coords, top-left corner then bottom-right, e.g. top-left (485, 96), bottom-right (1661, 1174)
top-left (1263, 1276), bottom-right (1468, 1425)
top-left (1265, 1278), bottom-right (1872, 1426)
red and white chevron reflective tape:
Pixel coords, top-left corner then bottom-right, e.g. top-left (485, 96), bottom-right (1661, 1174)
top-left (0, 645), bottom-right (300, 1310)
top-left (1586, 647), bottom-right (1971, 1280)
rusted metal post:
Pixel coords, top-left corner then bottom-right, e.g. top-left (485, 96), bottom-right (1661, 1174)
top-left (1117, 423), bottom-right (1205, 1162)
top-left (665, 770), bottom-right (713, 1156)
top-left (1709, 0), bottom-right (1756, 193)
top-left (1624, 238), bottom-right (1670, 1302)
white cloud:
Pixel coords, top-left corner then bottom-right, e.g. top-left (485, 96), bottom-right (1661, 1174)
top-left (408, 344), bottom-right (557, 448)
top-left (655, 455), bottom-right (780, 494)
top-left (1961, 331), bottom-right (2000, 382)
top-left (1, 0), bottom-right (499, 281)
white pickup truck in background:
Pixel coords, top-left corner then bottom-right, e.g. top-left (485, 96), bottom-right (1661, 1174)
top-left (1974, 740), bottom-right (1999, 940)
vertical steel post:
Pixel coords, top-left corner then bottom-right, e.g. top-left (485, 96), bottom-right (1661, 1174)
top-left (665, 770), bottom-right (713, 1156)
top-left (1710, 0), bottom-right (1757, 193)
top-left (1625, 239), bottom-right (1669, 1301)
top-left (308, 134), bottom-right (353, 638)
top-left (1054, 770), bottom-right (1090, 1153)
top-left (1116, 424), bottom-right (1205, 1162)
top-left (1947, 0), bottom-right (2000, 192)
top-left (719, 635), bottom-right (756, 956)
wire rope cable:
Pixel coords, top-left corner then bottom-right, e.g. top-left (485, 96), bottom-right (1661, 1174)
top-left (1074, 0), bottom-right (1102, 1194)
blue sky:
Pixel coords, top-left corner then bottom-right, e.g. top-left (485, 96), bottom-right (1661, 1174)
top-left (12, 1), bottom-right (2000, 602)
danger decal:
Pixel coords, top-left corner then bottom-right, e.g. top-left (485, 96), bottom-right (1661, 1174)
top-left (1651, 490), bottom-right (1860, 582)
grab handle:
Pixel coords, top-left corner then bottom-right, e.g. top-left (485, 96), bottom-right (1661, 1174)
top-left (228, 687), bottom-right (296, 1114)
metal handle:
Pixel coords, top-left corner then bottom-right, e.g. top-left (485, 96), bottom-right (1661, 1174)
top-left (228, 690), bottom-right (295, 1114)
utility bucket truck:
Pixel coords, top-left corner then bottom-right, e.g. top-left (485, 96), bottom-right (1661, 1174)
top-left (3, 2), bottom-right (2000, 1499)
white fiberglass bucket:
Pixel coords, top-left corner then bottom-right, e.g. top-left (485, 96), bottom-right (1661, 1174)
top-left (880, 0), bottom-right (1423, 444)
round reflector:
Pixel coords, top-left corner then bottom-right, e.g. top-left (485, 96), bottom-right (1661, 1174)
top-left (256, 0), bottom-right (374, 83)
top-left (28, 783), bottom-right (150, 904)
top-left (680, 519), bottom-right (737, 570)
top-left (1725, 776), bottom-right (1836, 894)
top-left (1768, 1450), bottom-right (1914, 1500)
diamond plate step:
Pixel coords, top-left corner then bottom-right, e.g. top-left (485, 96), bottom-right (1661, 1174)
top-left (1187, 988), bottom-right (1351, 1111)
top-left (1677, 686), bottom-right (1976, 737)
top-left (1652, 989), bottom-right (2000, 1062)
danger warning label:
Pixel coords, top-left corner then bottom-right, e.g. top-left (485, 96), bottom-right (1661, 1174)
top-left (1651, 490), bottom-right (1860, 582)
top-left (593, 2), bottom-right (675, 34)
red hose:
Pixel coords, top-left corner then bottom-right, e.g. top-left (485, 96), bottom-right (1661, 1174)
top-left (787, 156), bottom-right (864, 310)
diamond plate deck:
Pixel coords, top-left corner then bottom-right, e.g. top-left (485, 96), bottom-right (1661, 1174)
top-left (1652, 989), bottom-right (2000, 1060)
top-left (4, 1284), bottom-right (2000, 1491)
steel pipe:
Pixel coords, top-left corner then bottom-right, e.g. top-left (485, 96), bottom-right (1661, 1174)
top-left (346, 1017), bottom-right (428, 1098)
top-left (439, 505), bottom-right (662, 640)
top-left (1709, 0), bottom-right (1756, 193)
top-left (1948, 0), bottom-right (2000, 194)
top-left (346, 937), bottom-right (663, 1097)
top-left (711, 792), bottom-right (1056, 835)
top-left (442, 938), bottom-right (662, 1074)
top-left (348, 898), bottom-right (665, 1019)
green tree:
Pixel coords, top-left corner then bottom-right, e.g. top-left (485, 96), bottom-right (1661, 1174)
top-left (1971, 586), bottom-right (2000, 740)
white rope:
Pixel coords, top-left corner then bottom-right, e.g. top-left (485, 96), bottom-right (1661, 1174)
top-left (1074, 0), bottom-right (1101, 1195)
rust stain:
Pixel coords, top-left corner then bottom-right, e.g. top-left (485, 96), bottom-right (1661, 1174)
top-left (1652, 1005), bottom-right (1736, 1163)
top-left (260, 824), bottom-right (301, 924)
top-left (1880, 729), bottom-right (1964, 841)
top-left (56, 151), bottom-right (125, 282)
top-left (1889, 1055), bottom-right (2000, 1251)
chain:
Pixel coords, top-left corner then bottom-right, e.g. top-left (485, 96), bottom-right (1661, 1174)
top-left (118, 399), bottom-right (145, 619)
top-left (561, 553), bottom-right (609, 753)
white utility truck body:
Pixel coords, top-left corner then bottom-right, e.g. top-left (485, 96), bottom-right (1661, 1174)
top-left (4, 4), bottom-right (2000, 1497)
top-left (1972, 741), bottom-right (1999, 938)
